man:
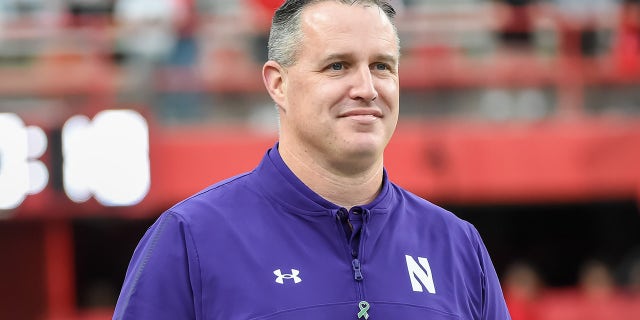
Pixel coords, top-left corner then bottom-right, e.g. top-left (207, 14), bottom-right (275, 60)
top-left (113, 1), bottom-right (512, 319)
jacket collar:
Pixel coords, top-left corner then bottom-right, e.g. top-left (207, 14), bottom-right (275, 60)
top-left (254, 143), bottom-right (393, 217)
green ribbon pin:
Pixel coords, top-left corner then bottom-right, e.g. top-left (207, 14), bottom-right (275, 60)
top-left (357, 301), bottom-right (370, 319)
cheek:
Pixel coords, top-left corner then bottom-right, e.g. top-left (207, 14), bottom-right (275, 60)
top-left (293, 82), bottom-right (343, 115)
top-left (379, 82), bottom-right (400, 111)
top-left (286, 76), bottom-right (319, 105)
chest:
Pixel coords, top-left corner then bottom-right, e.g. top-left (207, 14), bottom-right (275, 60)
top-left (194, 215), bottom-right (478, 320)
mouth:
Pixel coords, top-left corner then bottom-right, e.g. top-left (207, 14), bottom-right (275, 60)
top-left (338, 109), bottom-right (383, 119)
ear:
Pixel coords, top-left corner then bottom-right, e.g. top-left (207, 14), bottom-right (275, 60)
top-left (262, 61), bottom-right (287, 112)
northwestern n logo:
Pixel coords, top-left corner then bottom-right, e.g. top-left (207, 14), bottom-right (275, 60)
top-left (405, 255), bottom-right (436, 294)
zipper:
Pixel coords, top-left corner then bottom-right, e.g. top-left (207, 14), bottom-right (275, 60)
top-left (336, 207), bottom-right (370, 318)
top-left (352, 258), bottom-right (363, 281)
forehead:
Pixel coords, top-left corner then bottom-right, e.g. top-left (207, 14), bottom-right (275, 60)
top-left (298, 1), bottom-right (399, 59)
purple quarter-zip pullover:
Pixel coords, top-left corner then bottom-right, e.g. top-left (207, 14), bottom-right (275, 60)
top-left (113, 144), bottom-right (511, 320)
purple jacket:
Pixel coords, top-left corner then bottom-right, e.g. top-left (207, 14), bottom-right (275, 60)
top-left (113, 144), bottom-right (511, 320)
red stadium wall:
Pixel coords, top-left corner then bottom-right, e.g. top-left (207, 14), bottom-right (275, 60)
top-left (11, 118), bottom-right (640, 219)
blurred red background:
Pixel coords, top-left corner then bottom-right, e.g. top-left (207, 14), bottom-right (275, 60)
top-left (1, 0), bottom-right (639, 319)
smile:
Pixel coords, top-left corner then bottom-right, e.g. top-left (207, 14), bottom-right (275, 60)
top-left (339, 109), bottom-right (383, 118)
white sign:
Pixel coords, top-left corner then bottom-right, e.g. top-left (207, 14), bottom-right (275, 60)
top-left (0, 113), bottom-right (48, 210)
top-left (62, 110), bottom-right (150, 206)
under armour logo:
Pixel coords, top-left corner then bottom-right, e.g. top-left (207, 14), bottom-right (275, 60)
top-left (274, 269), bottom-right (302, 284)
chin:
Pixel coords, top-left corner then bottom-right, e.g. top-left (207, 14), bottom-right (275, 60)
top-left (343, 139), bottom-right (384, 158)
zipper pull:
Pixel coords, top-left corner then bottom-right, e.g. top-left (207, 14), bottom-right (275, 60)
top-left (352, 258), bottom-right (363, 281)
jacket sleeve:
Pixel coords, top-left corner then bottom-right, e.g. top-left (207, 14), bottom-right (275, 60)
top-left (113, 211), bottom-right (202, 320)
top-left (470, 226), bottom-right (512, 320)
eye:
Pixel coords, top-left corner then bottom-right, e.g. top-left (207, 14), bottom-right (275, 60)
top-left (330, 62), bottom-right (344, 71)
top-left (374, 63), bottom-right (389, 71)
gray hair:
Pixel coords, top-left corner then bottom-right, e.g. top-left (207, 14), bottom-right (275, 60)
top-left (267, 0), bottom-right (398, 67)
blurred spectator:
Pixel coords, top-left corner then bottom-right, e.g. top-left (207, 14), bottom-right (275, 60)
top-left (503, 261), bottom-right (544, 320)
top-left (245, 0), bottom-right (281, 64)
top-left (0, 0), bottom-right (63, 22)
top-left (0, 0), bottom-right (64, 32)
top-left (66, 0), bottom-right (113, 26)
top-left (574, 259), bottom-right (628, 320)
top-left (614, 0), bottom-right (640, 75)
top-left (536, 259), bottom-right (628, 320)
top-left (496, 0), bottom-right (536, 51)
top-left (0, 0), bottom-right (65, 62)
top-left (114, 0), bottom-right (178, 63)
top-left (113, 0), bottom-right (180, 102)
top-left (169, 0), bottom-right (198, 65)
top-left (155, 0), bottom-right (204, 121)
top-left (197, 0), bottom-right (242, 15)
top-left (550, 0), bottom-right (620, 57)
top-left (578, 259), bottom-right (617, 298)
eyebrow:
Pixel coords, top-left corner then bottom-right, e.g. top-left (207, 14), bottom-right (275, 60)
top-left (374, 53), bottom-right (399, 67)
top-left (318, 53), bottom-right (353, 67)
top-left (318, 52), bottom-right (399, 67)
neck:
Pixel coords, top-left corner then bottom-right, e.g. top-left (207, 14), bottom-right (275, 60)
top-left (278, 143), bottom-right (384, 209)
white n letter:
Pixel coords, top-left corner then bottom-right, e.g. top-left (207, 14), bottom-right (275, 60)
top-left (405, 255), bottom-right (436, 294)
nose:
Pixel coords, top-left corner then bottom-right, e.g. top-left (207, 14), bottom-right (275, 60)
top-left (349, 66), bottom-right (378, 102)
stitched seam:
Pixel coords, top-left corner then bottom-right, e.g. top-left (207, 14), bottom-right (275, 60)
top-left (169, 211), bottom-right (204, 319)
top-left (248, 301), bottom-right (354, 320)
top-left (370, 301), bottom-right (461, 318)
top-left (115, 214), bottom-right (170, 320)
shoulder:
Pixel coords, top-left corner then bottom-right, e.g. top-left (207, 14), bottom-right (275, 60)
top-left (390, 182), bottom-right (479, 239)
top-left (165, 169), bottom-right (264, 222)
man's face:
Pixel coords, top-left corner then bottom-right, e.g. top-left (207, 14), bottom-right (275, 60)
top-left (279, 1), bottom-right (400, 167)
